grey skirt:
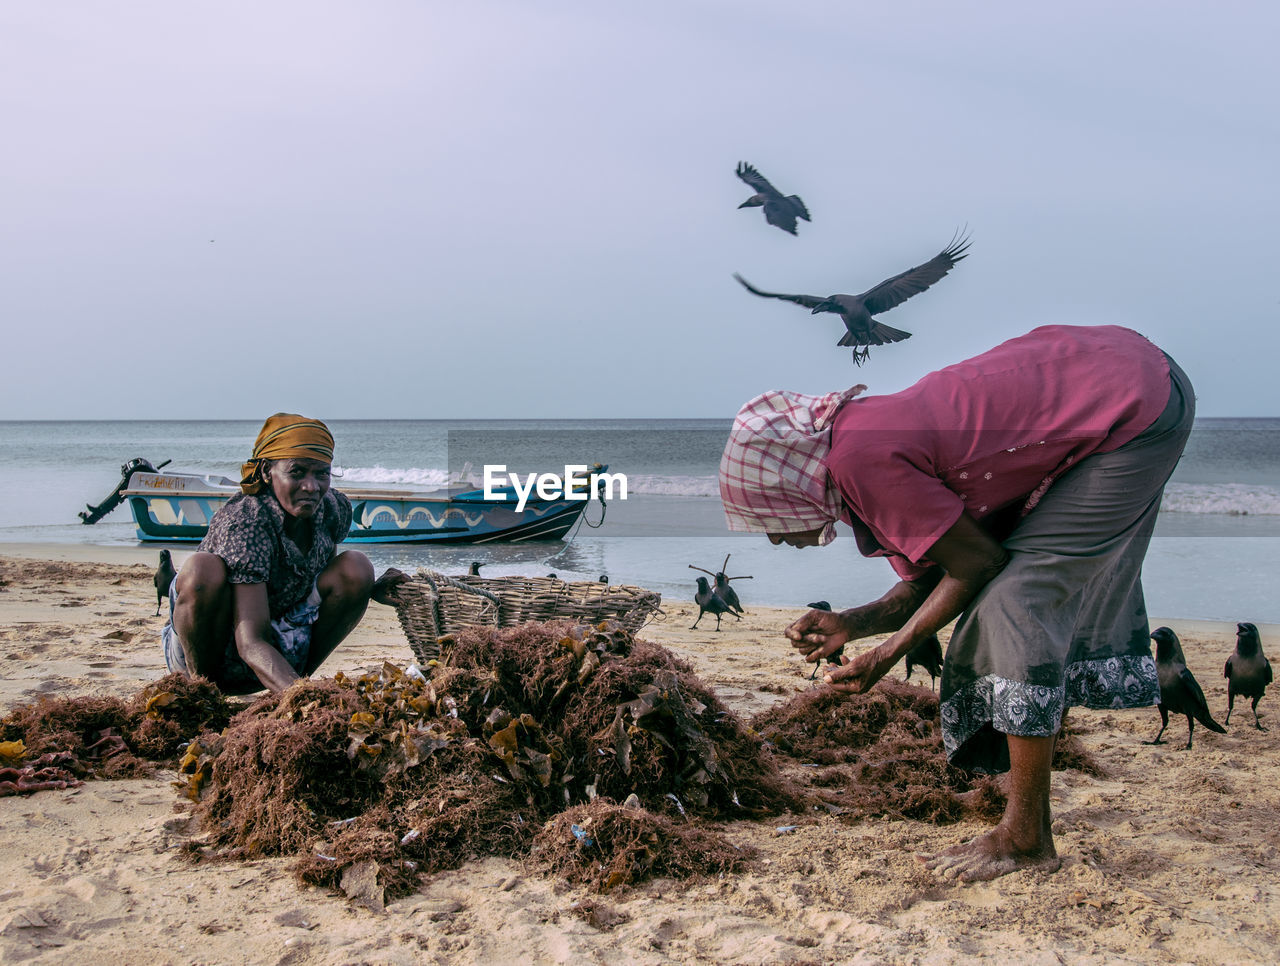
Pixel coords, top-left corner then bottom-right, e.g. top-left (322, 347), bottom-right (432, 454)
top-left (939, 355), bottom-right (1195, 773)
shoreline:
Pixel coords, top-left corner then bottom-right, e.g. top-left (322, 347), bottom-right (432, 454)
top-left (3, 542), bottom-right (1275, 640)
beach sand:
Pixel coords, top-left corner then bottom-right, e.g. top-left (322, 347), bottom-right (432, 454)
top-left (2, 545), bottom-right (1278, 965)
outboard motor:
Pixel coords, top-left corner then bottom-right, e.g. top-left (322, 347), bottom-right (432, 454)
top-left (79, 457), bottom-right (170, 524)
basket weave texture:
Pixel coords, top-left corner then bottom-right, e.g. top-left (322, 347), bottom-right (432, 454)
top-left (394, 571), bottom-right (663, 664)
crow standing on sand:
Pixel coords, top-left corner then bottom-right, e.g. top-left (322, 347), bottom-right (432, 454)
top-left (468, 561), bottom-right (483, 576)
top-left (1145, 626), bottom-right (1227, 750)
top-left (714, 571), bottom-right (744, 617)
top-left (905, 634), bottom-right (944, 690)
top-left (1225, 622), bottom-right (1272, 730)
top-left (153, 549), bottom-right (176, 617)
top-left (733, 233), bottom-right (971, 364)
top-left (735, 162), bottom-right (811, 235)
top-left (691, 577), bottom-right (734, 631)
top-left (804, 600), bottom-right (844, 679)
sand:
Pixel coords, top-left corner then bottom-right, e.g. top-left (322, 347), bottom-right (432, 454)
top-left (2, 545), bottom-right (1278, 965)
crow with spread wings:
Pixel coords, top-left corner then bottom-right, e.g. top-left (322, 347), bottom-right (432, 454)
top-left (733, 233), bottom-right (971, 364)
top-left (735, 161), bottom-right (811, 235)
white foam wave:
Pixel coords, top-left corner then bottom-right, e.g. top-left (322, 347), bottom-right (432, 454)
top-left (1161, 483), bottom-right (1280, 515)
top-left (623, 475), bottom-right (721, 498)
top-left (332, 467), bottom-right (721, 497)
top-left (334, 465), bottom-right (452, 488)
top-left (333, 472), bottom-right (1279, 512)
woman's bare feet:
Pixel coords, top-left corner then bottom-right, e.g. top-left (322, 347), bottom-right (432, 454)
top-left (920, 822), bottom-right (1060, 882)
top-left (925, 733), bottom-right (1060, 882)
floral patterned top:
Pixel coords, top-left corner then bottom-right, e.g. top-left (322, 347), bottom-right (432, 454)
top-left (199, 489), bottom-right (353, 618)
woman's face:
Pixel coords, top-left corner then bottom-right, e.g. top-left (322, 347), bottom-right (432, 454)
top-left (767, 526), bottom-right (827, 548)
top-left (265, 458), bottom-right (332, 518)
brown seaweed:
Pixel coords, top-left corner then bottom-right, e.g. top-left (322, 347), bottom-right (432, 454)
top-left (0, 672), bottom-right (233, 783)
top-left (529, 799), bottom-right (753, 893)
top-left (750, 679), bottom-right (1099, 824)
top-left (185, 620), bottom-right (793, 898)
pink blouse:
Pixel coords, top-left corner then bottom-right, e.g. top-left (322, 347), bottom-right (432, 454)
top-left (824, 325), bottom-right (1172, 580)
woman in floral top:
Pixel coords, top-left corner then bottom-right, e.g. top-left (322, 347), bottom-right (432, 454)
top-left (719, 325), bottom-right (1194, 882)
top-left (161, 413), bottom-right (404, 694)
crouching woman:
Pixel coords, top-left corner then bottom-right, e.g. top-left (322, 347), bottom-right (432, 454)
top-left (161, 413), bottom-right (404, 694)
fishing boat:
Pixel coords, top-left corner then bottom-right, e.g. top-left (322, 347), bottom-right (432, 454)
top-left (80, 458), bottom-right (609, 543)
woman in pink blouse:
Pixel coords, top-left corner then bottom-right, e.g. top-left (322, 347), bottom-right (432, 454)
top-left (720, 325), bottom-right (1194, 881)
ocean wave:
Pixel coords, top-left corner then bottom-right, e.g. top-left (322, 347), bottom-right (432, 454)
top-left (331, 473), bottom-right (1279, 512)
top-left (623, 475), bottom-right (721, 498)
top-left (1161, 483), bottom-right (1280, 515)
top-left (334, 465), bottom-right (452, 488)
top-left (332, 467), bottom-right (722, 497)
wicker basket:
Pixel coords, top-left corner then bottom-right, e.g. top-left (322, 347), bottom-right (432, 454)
top-left (394, 570), bottom-right (663, 665)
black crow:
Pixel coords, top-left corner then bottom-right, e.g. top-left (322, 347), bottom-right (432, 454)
top-left (734, 233), bottom-right (970, 364)
top-left (691, 577), bottom-right (734, 632)
top-left (735, 162), bottom-right (810, 235)
top-left (714, 571), bottom-right (744, 617)
top-left (1145, 626), bottom-right (1226, 750)
top-left (153, 550), bottom-right (176, 617)
top-left (905, 634), bottom-right (944, 690)
top-left (802, 600), bottom-right (844, 679)
top-left (1225, 622), bottom-right (1272, 730)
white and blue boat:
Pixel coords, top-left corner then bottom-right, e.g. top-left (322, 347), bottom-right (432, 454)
top-left (80, 458), bottom-right (608, 544)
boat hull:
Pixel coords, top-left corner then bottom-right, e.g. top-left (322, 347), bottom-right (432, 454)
top-left (117, 470), bottom-right (600, 544)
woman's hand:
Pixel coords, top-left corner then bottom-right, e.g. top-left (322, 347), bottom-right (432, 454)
top-left (784, 576), bottom-right (938, 667)
top-left (823, 642), bottom-right (899, 694)
top-left (371, 568), bottom-right (411, 606)
top-left (785, 608), bottom-right (868, 663)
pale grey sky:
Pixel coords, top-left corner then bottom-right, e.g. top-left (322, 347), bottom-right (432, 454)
top-left (2, 0), bottom-right (1277, 418)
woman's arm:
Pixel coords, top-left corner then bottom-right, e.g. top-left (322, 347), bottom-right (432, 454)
top-left (825, 511), bottom-right (1009, 693)
top-left (231, 583), bottom-right (302, 693)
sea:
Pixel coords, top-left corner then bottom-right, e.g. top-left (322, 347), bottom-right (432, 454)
top-left (1, 418), bottom-right (1277, 623)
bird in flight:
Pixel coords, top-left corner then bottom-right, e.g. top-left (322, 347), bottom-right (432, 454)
top-left (734, 233), bottom-right (971, 364)
top-left (735, 162), bottom-right (811, 235)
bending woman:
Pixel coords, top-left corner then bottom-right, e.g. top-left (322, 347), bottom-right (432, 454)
top-left (161, 413), bottom-right (404, 694)
top-left (719, 325), bottom-right (1193, 881)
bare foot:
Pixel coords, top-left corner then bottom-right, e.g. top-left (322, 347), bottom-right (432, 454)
top-left (919, 824), bottom-right (1061, 883)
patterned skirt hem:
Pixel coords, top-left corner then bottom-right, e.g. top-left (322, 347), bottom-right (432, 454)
top-left (941, 654), bottom-right (1159, 762)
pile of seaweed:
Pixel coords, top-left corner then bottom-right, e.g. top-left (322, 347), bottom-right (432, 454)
top-left (2, 622), bottom-right (1106, 898)
top-left (0, 674), bottom-right (234, 795)
top-left (529, 799), bottom-right (752, 893)
top-left (184, 620), bottom-right (793, 899)
top-left (1052, 719), bottom-right (1105, 777)
top-left (750, 679), bottom-right (1099, 824)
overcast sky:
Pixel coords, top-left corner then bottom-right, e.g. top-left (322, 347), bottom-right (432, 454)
top-left (2, 1), bottom-right (1277, 419)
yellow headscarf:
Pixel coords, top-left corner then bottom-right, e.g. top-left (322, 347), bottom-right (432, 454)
top-left (239, 413), bottom-right (335, 495)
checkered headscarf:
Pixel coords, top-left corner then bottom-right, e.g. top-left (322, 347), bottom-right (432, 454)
top-left (719, 385), bottom-right (865, 544)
